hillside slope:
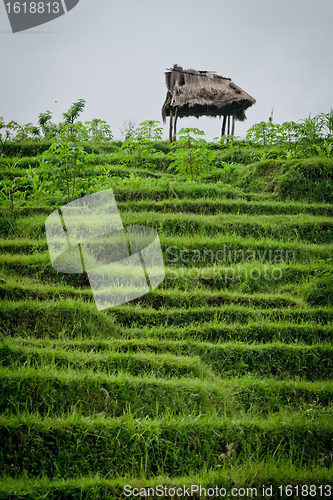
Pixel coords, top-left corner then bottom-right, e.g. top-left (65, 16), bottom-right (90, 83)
top-left (1, 142), bottom-right (333, 498)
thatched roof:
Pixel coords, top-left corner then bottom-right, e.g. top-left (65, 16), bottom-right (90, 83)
top-left (162, 64), bottom-right (256, 123)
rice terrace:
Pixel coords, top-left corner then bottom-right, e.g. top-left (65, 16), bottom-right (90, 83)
top-left (1, 85), bottom-right (333, 499)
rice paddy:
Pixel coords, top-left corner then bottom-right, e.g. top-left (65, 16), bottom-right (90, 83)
top-left (1, 139), bottom-right (333, 498)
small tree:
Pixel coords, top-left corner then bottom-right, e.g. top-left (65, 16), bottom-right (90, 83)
top-left (37, 110), bottom-right (59, 139)
top-left (136, 120), bottom-right (163, 142)
top-left (60, 98), bottom-right (87, 139)
top-left (39, 134), bottom-right (96, 203)
top-left (120, 118), bottom-right (137, 141)
top-left (0, 118), bottom-right (33, 157)
top-left (62, 98), bottom-right (86, 126)
top-left (121, 120), bottom-right (163, 168)
top-left (84, 118), bottom-right (113, 142)
top-left (57, 121), bottom-right (89, 142)
top-left (0, 175), bottom-right (31, 213)
top-left (168, 128), bottom-right (215, 180)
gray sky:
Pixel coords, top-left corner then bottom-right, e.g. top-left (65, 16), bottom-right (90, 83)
top-left (1, 0), bottom-right (333, 141)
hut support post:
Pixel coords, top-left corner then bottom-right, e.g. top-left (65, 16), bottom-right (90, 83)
top-left (227, 115), bottom-right (230, 143)
top-left (221, 114), bottom-right (227, 140)
top-left (169, 109), bottom-right (174, 143)
top-left (173, 109), bottom-right (178, 142)
top-left (231, 113), bottom-right (235, 137)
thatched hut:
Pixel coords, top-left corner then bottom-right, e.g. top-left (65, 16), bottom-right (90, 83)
top-left (162, 64), bottom-right (256, 142)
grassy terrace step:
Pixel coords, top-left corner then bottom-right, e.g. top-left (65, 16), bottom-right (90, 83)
top-left (123, 212), bottom-right (333, 244)
top-left (0, 280), bottom-right (304, 308)
top-left (1, 296), bottom-right (332, 344)
top-left (2, 300), bottom-right (333, 336)
top-left (100, 181), bottom-right (270, 202)
top-left (0, 300), bottom-right (119, 338)
top-left (0, 279), bottom-right (90, 301)
top-left (1, 414), bottom-right (333, 478)
top-left (107, 304), bottom-right (333, 327)
top-left (133, 289), bottom-right (304, 308)
top-left (118, 197), bottom-right (333, 217)
top-left (0, 342), bottom-right (210, 379)
top-left (1, 367), bottom-right (333, 418)
top-left (0, 206), bottom-right (59, 217)
top-left (2, 339), bottom-right (333, 381)
top-left (1, 295), bottom-right (333, 323)
top-left (121, 322), bottom-right (333, 344)
top-left (0, 181), bottom-right (263, 206)
top-left (0, 164), bottom-right (169, 183)
top-left (0, 238), bottom-right (47, 254)
top-left (2, 254), bottom-right (333, 295)
top-left (3, 196), bottom-right (333, 217)
top-left (3, 211), bottom-right (333, 243)
top-left (2, 237), bottom-right (333, 267)
top-left (12, 319), bottom-right (333, 345)
top-left (108, 180), bottom-right (304, 202)
top-left (2, 470), bottom-right (333, 500)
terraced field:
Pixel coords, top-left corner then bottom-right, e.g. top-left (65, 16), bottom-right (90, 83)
top-left (1, 145), bottom-right (333, 499)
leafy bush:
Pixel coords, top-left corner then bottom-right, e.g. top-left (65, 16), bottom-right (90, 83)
top-left (120, 120), bottom-right (163, 168)
top-left (84, 119), bottom-right (113, 142)
top-left (0, 118), bottom-right (35, 157)
top-left (168, 128), bottom-right (215, 180)
top-left (246, 111), bottom-right (333, 160)
top-left (0, 174), bottom-right (32, 213)
top-left (39, 136), bottom-right (96, 203)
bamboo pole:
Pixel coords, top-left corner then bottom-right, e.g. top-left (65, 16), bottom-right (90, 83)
top-left (169, 108), bottom-right (174, 143)
top-left (227, 115), bottom-right (230, 143)
top-left (221, 114), bottom-right (227, 139)
top-left (231, 113), bottom-right (235, 137)
top-left (173, 108), bottom-right (178, 142)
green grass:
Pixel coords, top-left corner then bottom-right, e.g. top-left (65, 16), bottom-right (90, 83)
top-left (2, 367), bottom-right (333, 418)
top-left (1, 138), bottom-right (333, 495)
top-left (2, 337), bottom-right (332, 380)
top-left (1, 413), bottom-right (332, 478)
top-left (0, 471), bottom-right (332, 500)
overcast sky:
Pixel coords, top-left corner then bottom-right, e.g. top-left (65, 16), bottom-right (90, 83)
top-left (1, 0), bottom-right (333, 141)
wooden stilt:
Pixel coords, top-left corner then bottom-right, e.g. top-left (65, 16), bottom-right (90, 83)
top-left (221, 114), bottom-right (227, 139)
top-left (227, 115), bottom-right (230, 143)
top-left (169, 108), bottom-right (173, 143)
top-left (231, 113), bottom-right (235, 137)
top-left (173, 108), bottom-right (178, 142)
